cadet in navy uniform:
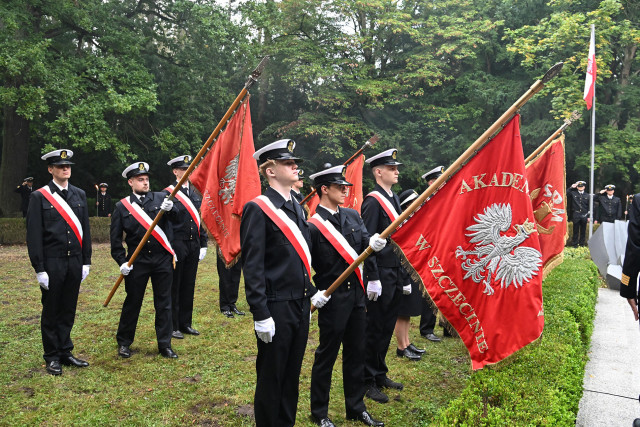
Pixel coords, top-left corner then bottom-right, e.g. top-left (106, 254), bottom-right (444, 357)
top-left (96, 183), bottom-right (112, 217)
top-left (26, 149), bottom-right (92, 375)
top-left (164, 155), bottom-right (208, 339)
top-left (15, 176), bottom-right (34, 217)
top-left (595, 184), bottom-right (622, 224)
top-left (567, 181), bottom-right (590, 246)
top-left (419, 167), bottom-right (444, 342)
top-left (360, 148), bottom-right (407, 403)
top-left (110, 162), bottom-right (179, 359)
top-left (308, 165), bottom-right (385, 427)
top-left (620, 192), bottom-right (640, 322)
top-left (240, 139), bottom-right (329, 427)
top-left (291, 169), bottom-right (305, 203)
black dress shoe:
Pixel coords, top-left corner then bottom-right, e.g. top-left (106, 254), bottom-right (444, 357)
top-left (421, 332), bottom-right (442, 342)
top-left (60, 355), bottom-right (89, 367)
top-left (118, 345), bottom-right (131, 358)
top-left (396, 347), bottom-right (421, 361)
top-left (347, 411), bottom-right (384, 426)
top-left (365, 385), bottom-right (389, 403)
top-left (407, 343), bottom-right (426, 354)
top-left (182, 326), bottom-right (200, 335)
top-left (172, 330), bottom-right (184, 339)
top-left (159, 347), bottom-right (178, 358)
top-left (378, 376), bottom-right (403, 391)
top-left (311, 416), bottom-right (336, 427)
top-left (46, 360), bottom-right (62, 375)
top-left (231, 306), bottom-right (245, 316)
top-left (221, 310), bottom-right (234, 318)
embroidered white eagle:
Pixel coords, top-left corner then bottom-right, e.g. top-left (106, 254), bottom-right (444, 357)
top-left (455, 203), bottom-right (542, 296)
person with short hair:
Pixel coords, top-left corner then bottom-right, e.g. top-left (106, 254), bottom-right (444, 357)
top-left (26, 149), bottom-right (92, 375)
top-left (110, 162), bottom-right (179, 359)
top-left (308, 165), bottom-right (385, 427)
top-left (240, 139), bottom-right (329, 427)
top-left (97, 183), bottom-right (112, 217)
top-left (15, 176), bottom-right (34, 217)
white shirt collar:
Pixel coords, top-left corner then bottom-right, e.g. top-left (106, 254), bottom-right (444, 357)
top-left (318, 204), bottom-right (339, 215)
top-left (52, 181), bottom-right (69, 192)
top-left (272, 187), bottom-right (292, 203)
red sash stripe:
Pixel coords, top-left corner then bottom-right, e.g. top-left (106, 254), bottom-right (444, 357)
top-left (367, 191), bottom-right (399, 221)
top-left (165, 185), bottom-right (201, 228)
top-left (121, 197), bottom-right (175, 257)
top-left (37, 187), bottom-right (83, 248)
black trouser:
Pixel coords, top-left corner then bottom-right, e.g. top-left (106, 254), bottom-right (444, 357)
top-left (254, 298), bottom-right (310, 427)
top-left (572, 216), bottom-right (588, 246)
top-left (40, 255), bottom-right (82, 363)
top-left (419, 299), bottom-right (437, 335)
top-left (364, 267), bottom-right (402, 385)
top-left (116, 252), bottom-right (173, 350)
top-left (217, 252), bottom-right (241, 311)
top-left (172, 240), bottom-right (200, 330)
top-left (311, 288), bottom-right (367, 419)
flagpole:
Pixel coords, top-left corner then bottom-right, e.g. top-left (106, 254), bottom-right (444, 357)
top-left (311, 62), bottom-right (564, 311)
top-left (525, 111), bottom-right (580, 166)
top-left (589, 24), bottom-right (596, 238)
top-left (103, 56), bottom-right (269, 307)
top-left (299, 135), bottom-right (379, 206)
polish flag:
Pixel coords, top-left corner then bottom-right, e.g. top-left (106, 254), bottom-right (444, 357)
top-left (583, 28), bottom-right (596, 110)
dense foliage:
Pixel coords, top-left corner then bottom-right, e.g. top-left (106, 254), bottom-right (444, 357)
top-left (1, 0), bottom-right (638, 215)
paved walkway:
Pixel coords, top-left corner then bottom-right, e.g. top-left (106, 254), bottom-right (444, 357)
top-left (576, 287), bottom-right (640, 426)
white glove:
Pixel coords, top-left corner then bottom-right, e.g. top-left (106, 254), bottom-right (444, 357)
top-left (160, 198), bottom-right (174, 211)
top-left (311, 290), bottom-right (331, 308)
top-left (367, 280), bottom-right (382, 301)
top-left (81, 265), bottom-right (91, 282)
top-left (199, 247), bottom-right (207, 261)
top-left (402, 284), bottom-right (412, 295)
top-left (254, 317), bottom-right (276, 343)
top-left (369, 233), bottom-right (387, 252)
top-left (36, 272), bottom-right (49, 290)
top-left (120, 263), bottom-right (133, 276)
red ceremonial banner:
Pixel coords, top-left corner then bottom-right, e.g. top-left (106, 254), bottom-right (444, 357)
top-left (392, 115), bottom-right (544, 369)
top-left (305, 154), bottom-right (365, 216)
top-left (191, 100), bottom-right (261, 266)
top-left (525, 135), bottom-right (567, 278)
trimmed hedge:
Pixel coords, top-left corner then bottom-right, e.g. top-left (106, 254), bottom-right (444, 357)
top-left (431, 248), bottom-right (600, 426)
top-left (0, 217), bottom-right (112, 244)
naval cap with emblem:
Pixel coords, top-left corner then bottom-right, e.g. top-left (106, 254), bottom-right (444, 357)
top-left (122, 162), bottom-right (150, 179)
top-left (99, 182), bottom-right (108, 188)
top-left (310, 165), bottom-right (352, 187)
top-left (24, 177), bottom-right (34, 182)
top-left (167, 155), bottom-right (192, 169)
top-left (253, 139), bottom-right (303, 164)
top-left (365, 148), bottom-right (402, 168)
top-left (422, 165), bottom-right (444, 182)
top-left (399, 189), bottom-right (419, 209)
top-left (297, 169), bottom-right (305, 181)
top-left (577, 180), bottom-right (586, 187)
top-left (41, 149), bottom-right (74, 165)
top-left (605, 184), bottom-right (615, 190)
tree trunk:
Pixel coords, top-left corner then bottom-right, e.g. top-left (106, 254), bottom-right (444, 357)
top-left (0, 105), bottom-right (30, 217)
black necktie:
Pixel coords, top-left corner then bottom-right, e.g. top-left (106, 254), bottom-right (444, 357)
top-left (61, 189), bottom-right (68, 200)
top-left (285, 200), bottom-right (298, 220)
top-left (139, 195), bottom-right (145, 204)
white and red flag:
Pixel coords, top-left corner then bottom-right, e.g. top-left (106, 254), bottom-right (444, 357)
top-left (392, 115), bottom-right (544, 369)
top-left (584, 28), bottom-right (597, 110)
top-left (191, 100), bottom-right (261, 266)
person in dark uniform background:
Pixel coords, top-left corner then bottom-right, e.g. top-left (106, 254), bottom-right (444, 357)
top-left (567, 180), bottom-right (590, 246)
top-left (110, 161), bottom-right (179, 359)
top-left (307, 165), bottom-right (385, 427)
top-left (361, 148), bottom-right (408, 404)
top-left (217, 249), bottom-right (245, 318)
top-left (595, 184), bottom-right (622, 224)
top-left (291, 169), bottom-right (305, 203)
top-left (620, 191), bottom-right (640, 323)
top-left (97, 183), bottom-right (112, 217)
top-left (164, 155), bottom-right (208, 339)
top-left (15, 176), bottom-right (34, 217)
top-left (240, 139), bottom-right (329, 427)
top-left (27, 149), bottom-right (92, 375)
top-left (393, 189), bottom-right (424, 362)
top-left (419, 167), bottom-right (444, 342)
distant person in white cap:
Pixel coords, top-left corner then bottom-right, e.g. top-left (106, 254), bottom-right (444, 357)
top-left (567, 181), bottom-right (590, 246)
top-left (96, 183), bottom-right (112, 217)
top-left (26, 149), bottom-right (92, 375)
top-left (594, 184), bottom-right (622, 224)
top-left (240, 139), bottom-right (329, 427)
top-left (163, 155), bottom-right (208, 339)
top-left (110, 161), bottom-right (179, 360)
top-left (14, 176), bottom-right (34, 217)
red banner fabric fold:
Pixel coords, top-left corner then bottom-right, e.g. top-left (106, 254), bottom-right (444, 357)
top-left (525, 135), bottom-right (568, 277)
top-left (392, 115), bottom-right (544, 369)
top-left (191, 100), bottom-right (261, 266)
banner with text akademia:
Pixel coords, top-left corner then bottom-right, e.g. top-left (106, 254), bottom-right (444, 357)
top-left (306, 154), bottom-right (365, 215)
top-left (392, 115), bottom-right (544, 369)
top-left (191, 100), bottom-right (261, 266)
top-left (525, 135), bottom-right (567, 278)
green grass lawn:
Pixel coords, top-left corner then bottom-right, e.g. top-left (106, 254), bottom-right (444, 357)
top-left (0, 244), bottom-right (470, 426)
